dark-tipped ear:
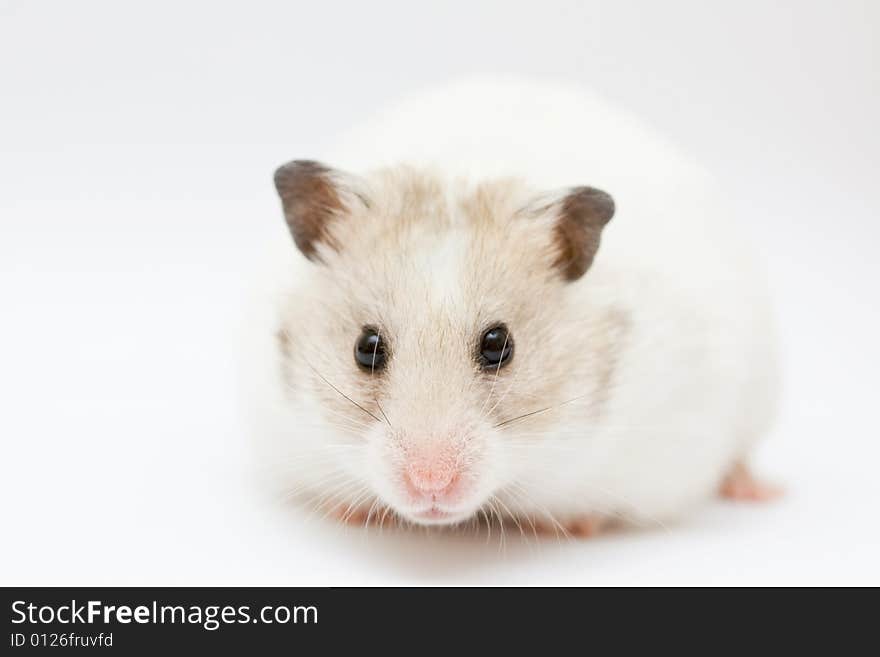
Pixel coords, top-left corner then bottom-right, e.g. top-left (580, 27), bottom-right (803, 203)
top-left (273, 160), bottom-right (366, 261)
top-left (529, 186), bottom-right (615, 281)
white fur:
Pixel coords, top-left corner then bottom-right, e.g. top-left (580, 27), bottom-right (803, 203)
top-left (243, 77), bottom-right (778, 529)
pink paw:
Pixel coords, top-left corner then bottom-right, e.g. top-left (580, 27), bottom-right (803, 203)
top-left (529, 515), bottom-right (606, 539)
top-left (720, 462), bottom-right (784, 502)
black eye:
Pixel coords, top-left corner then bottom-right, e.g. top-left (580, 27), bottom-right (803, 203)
top-left (354, 327), bottom-right (387, 372)
top-left (479, 324), bottom-right (513, 369)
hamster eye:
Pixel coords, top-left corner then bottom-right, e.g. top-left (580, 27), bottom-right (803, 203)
top-left (354, 327), bottom-right (387, 372)
top-left (479, 324), bottom-right (513, 369)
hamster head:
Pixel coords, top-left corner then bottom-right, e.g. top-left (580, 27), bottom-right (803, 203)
top-left (273, 161), bottom-right (615, 526)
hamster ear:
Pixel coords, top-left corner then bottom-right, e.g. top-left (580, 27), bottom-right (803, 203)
top-left (273, 160), bottom-right (368, 261)
top-left (524, 186), bottom-right (615, 281)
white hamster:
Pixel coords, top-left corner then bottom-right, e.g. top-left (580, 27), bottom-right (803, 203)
top-left (244, 78), bottom-right (780, 535)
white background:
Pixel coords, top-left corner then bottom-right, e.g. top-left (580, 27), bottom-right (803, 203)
top-left (1, 0), bottom-right (878, 585)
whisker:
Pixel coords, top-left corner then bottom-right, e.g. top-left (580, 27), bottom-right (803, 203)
top-left (504, 483), bottom-right (572, 541)
top-left (305, 360), bottom-right (383, 424)
top-left (491, 494), bottom-right (527, 540)
top-left (375, 398), bottom-right (393, 428)
top-left (493, 394), bottom-right (589, 429)
top-left (370, 328), bottom-right (393, 428)
top-left (478, 330), bottom-right (510, 418)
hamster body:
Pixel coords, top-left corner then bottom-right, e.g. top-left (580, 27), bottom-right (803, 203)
top-left (245, 78), bottom-right (778, 531)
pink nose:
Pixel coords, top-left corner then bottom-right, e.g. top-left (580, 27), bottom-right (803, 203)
top-left (404, 462), bottom-right (460, 499)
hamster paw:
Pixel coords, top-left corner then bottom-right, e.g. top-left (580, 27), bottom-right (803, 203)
top-left (719, 462), bottom-right (784, 502)
top-left (565, 515), bottom-right (606, 538)
top-left (524, 514), bottom-right (606, 539)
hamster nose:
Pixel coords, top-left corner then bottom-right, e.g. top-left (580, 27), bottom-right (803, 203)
top-left (404, 463), bottom-right (460, 500)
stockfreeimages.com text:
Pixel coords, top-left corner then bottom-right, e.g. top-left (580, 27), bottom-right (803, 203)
top-left (11, 600), bottom-right (317, 631)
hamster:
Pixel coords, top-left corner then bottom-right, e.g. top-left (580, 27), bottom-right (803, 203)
top-left (245, 78), bottom-right (780, 536)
